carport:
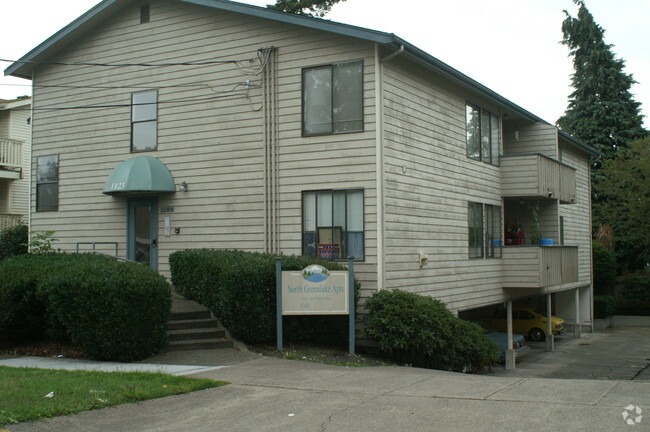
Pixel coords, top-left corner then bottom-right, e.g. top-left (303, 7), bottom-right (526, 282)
top-left (460, 285), bottom-right (592, 370)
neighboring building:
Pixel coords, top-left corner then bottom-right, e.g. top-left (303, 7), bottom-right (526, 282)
top-left (5, 0), bottom-right (598, 341)
top-left (0, 97), bottom-right (31, 230)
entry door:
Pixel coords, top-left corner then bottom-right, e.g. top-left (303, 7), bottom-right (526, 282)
top-left (127, 198), bottom-right (158, 269)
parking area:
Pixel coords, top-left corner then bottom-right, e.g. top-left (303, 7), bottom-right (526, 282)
top-left (487, 326), bottom-right (650, 380)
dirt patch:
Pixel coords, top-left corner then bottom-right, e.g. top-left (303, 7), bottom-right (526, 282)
top-left (0, 340), bottom-right (85, 360)
top-left (248, 343), bottom-right (392, 367)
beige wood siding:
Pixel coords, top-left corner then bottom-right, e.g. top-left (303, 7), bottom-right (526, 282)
top-left (558, 142), bottom-right (592, 285)
top-left (503, 120), bottom-right (558, 158)
top-left (381, 57), bottom-right (504, 312)
top-left (30, 0), bottom-right (377, 292)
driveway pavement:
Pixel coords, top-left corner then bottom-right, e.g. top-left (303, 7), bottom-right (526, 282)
top-left (488, 326), bottom-right (650, 381)
top-left (3, 349), bottom-right (649, 431)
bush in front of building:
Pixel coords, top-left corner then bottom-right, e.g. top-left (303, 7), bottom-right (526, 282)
top-left (0, 223), bottom-right (28, 261)
top-left (0, 253), bottom-right (171, 361)
top-left (593, 295), bottom-right (616, 319)
top-left (363, 289), bottom-right (498, 373)
top-left (169, 249), bottom-right (358, 345)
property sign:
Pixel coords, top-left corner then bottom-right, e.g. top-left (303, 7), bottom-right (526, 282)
top-left (281, 265), bottom-right (349, 315)
top-left (275, 258), bottom-right (356, 354)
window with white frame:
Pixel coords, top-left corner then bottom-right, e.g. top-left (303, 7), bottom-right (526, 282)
top-left (466, 103), bottom-right (500, 166)
top-left (36, 155), bottom-right (59, 212)
top-left (303, 61), bottom-right (363, 136)
top-left (468, 202), bottom-right (502, 259)
top-left (131, 89), bottom-right (158, 151)
top-left (302, 189), bottom-right (364, 260)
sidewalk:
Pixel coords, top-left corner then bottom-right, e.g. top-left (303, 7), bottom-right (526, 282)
top-left (3, 353), bottom-right (649, 431)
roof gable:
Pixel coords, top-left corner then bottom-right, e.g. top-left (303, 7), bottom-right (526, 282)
top-left (4, 0), bottom-right (598, 156)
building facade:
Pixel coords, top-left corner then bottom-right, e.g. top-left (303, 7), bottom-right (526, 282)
top-left (0, 97), bottom-right (31, 230)
top-left (6, 0), bottom-right (597, 334)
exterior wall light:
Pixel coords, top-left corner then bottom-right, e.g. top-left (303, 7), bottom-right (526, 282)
top-left (179, 181), bottom-right (188, 192)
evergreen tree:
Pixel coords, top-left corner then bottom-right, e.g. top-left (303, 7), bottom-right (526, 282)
top-left (267, 0), bottom-right (346, 17)
top-left (557, 0), bottom-right (646, 162)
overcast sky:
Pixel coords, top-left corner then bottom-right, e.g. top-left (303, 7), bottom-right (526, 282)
top-left (1, 0), bottom-right (648, 127)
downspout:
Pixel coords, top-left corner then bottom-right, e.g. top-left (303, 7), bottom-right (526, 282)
top-left (28, 72), bottom-right (34, 240)
top-left (374, 43), bottom-right (404, 291)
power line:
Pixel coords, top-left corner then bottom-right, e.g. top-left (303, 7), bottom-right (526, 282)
top-left (7, 88), bottom-right (259, 112)
top-left (0, 57), bottom-right (257, 68)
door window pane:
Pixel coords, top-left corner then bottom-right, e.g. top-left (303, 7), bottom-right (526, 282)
top-left (134, 206), bottom-right (151, 265)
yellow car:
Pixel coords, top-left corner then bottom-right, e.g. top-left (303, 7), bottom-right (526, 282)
top-left (484, 308), bottom-right (565, 341)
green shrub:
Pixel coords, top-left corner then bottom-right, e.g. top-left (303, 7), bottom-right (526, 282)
top-left (593, 241), bottom-right (617, 294)
top-left (169, 249), bottom-right (358, 345)
top-left (593, 295), bottom-right (616, 319)
top-left (0, 254), bottom-right (65, 342)
top-left (622, 273), bottom-right (650, 304)
top-left (0, 253), bottom-right (171, 361)
top-left (0, 223), bottom-right (28, 261)
top-left (364, 289), bottom-right (498, 373)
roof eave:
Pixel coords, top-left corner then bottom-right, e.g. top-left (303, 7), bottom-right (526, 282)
top-left (4, 0), bottom-right (124, 79)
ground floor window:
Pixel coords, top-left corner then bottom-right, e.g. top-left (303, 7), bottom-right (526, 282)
top-left (469, 202), bottom-right (502, 259)
top-left (302, 189), bottom-right (364, 261)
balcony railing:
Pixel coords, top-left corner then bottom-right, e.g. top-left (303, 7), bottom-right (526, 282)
top-left (0, 139), bottom-right (23, 170)
top-left (501, 154), bottom-right (576, 203)
top-left (0, 214), bottom-right (23, 231)
top-left (502, 245), bottom-right (579, 288)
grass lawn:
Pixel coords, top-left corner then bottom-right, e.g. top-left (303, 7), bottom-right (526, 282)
top-left (0, 366), bottom-right (227, 426)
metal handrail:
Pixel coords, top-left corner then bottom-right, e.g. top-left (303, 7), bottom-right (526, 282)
top-left (75, 242), bottom-right (118, 256)
top-left (90, 250), bottom-right (142, 265)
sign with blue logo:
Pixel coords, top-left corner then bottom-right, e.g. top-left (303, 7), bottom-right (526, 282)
top-left (281, 264), bottom-right (348, 315)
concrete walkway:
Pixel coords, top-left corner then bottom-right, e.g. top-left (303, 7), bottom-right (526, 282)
top-left (3, 353), bottom-right (649, 431)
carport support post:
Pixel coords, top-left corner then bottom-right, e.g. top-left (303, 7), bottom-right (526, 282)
top-left (545, 294), bottom-right (554, 352)
top-left (505, 301), bottom-right (515, 370)
top-left (574, 288), bottom-right (581, 339)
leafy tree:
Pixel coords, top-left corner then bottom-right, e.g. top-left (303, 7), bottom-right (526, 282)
top-left (266, 0), bottom-right (346, 17)
top-left (593, 138), bottom-right (650, 271)
top-left (557, 0), bottom-right (646, 163)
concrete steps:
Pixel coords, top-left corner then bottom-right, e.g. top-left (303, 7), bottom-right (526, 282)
top-left (166, 294), bottom-right (235, 352)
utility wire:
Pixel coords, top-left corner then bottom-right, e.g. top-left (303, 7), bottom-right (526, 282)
top-left (0, 57), bottom-right (257, 68)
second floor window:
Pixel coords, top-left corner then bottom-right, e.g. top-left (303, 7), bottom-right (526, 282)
top-left (36, 155), bottom-right (59, 212)
top-left (303, 61), bottom-right (363, 136)
top-left (132, 89), bottom-right (158, 151)
top-left (466, 103), bottom-right (500, 166)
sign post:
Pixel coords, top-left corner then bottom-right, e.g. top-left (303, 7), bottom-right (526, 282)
top-left (276, 258), bottom-right (355, 354)
top-left (276, 257), bottom-right (283, 350)
top-left (348, 257), bottom-right (355, 355)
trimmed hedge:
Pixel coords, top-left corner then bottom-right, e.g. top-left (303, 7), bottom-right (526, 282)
top-left (0, 224), bottom-right (28, 261)
top-left (364, 289), bottom-right (498, 373)
top-left (622, 273), bottom-right (650, 304)
top-left (0, 253), bottom-right (171, 361)
top-left (594, 295), bottom-right (616, 319)
top-left (170, 249), bottom-right (358, 344)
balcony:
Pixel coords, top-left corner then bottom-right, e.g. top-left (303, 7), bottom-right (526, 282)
top-left (0, 139), bottom-right (23, 180)
top-left (0, 214), bottom-right (23, 231)
top-left (502, 246), bottom-right (578, 289)
top-left (501, 154), bottom-right (576, 203)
